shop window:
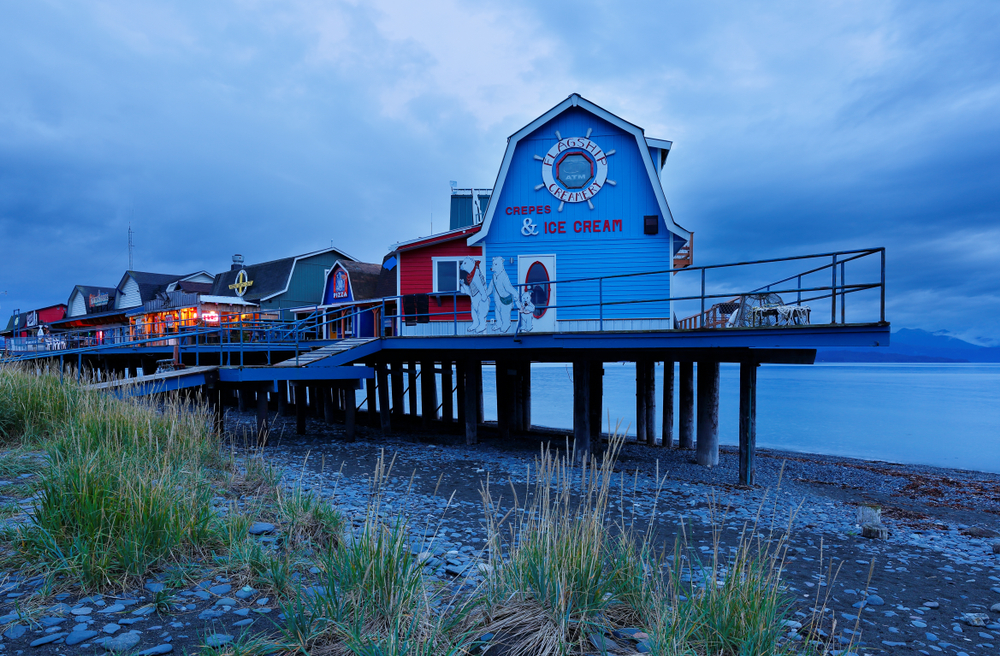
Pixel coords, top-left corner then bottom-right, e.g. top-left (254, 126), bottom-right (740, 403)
top-left (433, 257), bottom-right (482, 294)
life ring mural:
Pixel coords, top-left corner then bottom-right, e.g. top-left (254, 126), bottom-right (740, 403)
top-left (537, 130), bottom-right (616, 212)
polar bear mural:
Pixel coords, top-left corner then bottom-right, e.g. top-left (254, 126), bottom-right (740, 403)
top-left (459, 257), bottom-right (489, 333)
top-left (490, 256), bottom-right (518, 333)
top-left (517, 290), bottom-right (535, 333)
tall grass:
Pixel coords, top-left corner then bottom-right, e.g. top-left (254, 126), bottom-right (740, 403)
top-left (0, 365), bottom-right (228, 589)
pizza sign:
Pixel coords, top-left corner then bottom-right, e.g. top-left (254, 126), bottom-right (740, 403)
top-left (332, 270), bottom-right (349, 299)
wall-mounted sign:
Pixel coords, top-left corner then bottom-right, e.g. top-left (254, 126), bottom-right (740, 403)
top-left (539, 133), bottom-right (615, 211)
top-left (229, 269), bottom-right (254, 297)
top-left (332, 270), bottom-right (349, 300)
top-left (202, 310), bottom-right (220, 324)
top-left (88, 292), bottom-right (109, 307)
top-left (26, 311), bottom-right (37, 328)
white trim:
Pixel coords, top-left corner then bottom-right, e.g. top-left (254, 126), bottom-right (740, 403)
top-left (431, 256), bottom-right (482, 294)
top-left (645, 137), bottom-right (672, 151)
top-left (321, 260), bottom-right (355, 305)
top-left (390, 224), bottom-right (480, 251)
top-left (469, 93), bottom-right (690, 246)
top-left (517, 254), bottom-right (557, 331)
top-left (198, 295), bottom-right (257, 306)
top-left (259, 247), bottom-right (358, 302)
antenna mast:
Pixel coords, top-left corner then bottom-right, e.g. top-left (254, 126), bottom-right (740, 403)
top-left (128, 223), bottom-right (134, 270)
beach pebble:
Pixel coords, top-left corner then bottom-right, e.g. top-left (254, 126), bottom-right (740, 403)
top-left (65, 630), bottom-right (99, 646)
top-left (103, 631), bottom-right (141, 652)
top-left (248, 522), bottom-right (276, 535)
top-left (103, 623), bottom-right (121, 634)
top-left (923, 601), bottom-right (940, 608)
top-left (30, 633), bottom-right (68, 647)
top-left (204, 633), bottom-right (234, 648)
top-left (990, 602), bottom-right (1000, 612)
top-left (3, 624), bottom-right (27, 640)
top-left (961, 613), bottom-right (989, 627)
top-left (137, 645), bottom-right (174, 656)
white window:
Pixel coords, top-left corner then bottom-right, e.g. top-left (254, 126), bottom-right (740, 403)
top-left (432, 257), bottom-right (482, 294)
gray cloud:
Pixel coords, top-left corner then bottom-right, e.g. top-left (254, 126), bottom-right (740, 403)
top-left (1, 0), bottom-right (997, 343)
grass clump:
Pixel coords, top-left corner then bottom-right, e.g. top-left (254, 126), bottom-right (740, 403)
top-left (0, 365), bottom-right (228, 590)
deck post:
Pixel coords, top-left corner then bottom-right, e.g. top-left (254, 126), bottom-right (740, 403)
top-left (441, 360), bottom-right (453, 424)
top-left (636, 360), bottom-right (647, 444)
top-left (238, 388), bottom-right (249, 412)
top-left (739, 360), bottom-right (758, 486)
top-left (391, 360), bottom-right (405, 421)
top-left (323, 385), bottom-right (336, 424)
top-left (662, 361), bottom-right (675, 448)
top-left (456, 359), bottom-right (467, 428)
top-left (519, 361), bottom-right (532, 431)
top-left (645, 360), bottom-right (657, 446)
top-left (256, 386), bottom-right (269, 444)
top-left (408, 360), bottom-right (419, 420)
top-left (696, 361), bottom-right (720, 467)
top-left (376, 360), bottom-right (391, 434)
top-left (589, 361), bottom-right (603, 447)
top-left (573, 360), bottom-right (591, 461)
top-left (420, 359), bottom-right (437, 428)
top-left (277, 383), bottom-right (288, 416)
top-left (344, 383), bottom-right (357, 442)
top-left (366, 376), bottom-right (378, 427)
top-left (678, 361), bottom-right (695, 449)
top-left (312, 385), bottom-right (324, 419)
top-left (464, 359), bottom-right (480, 445)
top-left (295, 383), bottom-right (307, 435)
top-left (496, 359), bottom-right (513, 441)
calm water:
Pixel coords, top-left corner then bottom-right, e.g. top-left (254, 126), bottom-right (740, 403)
top-left (473, 363), bottom-right (1000, 474)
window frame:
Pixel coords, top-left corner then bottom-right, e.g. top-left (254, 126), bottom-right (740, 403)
top-left (431, 256), bottom-right (483, 295)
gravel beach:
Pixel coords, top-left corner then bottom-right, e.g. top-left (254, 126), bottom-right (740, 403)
top-left (2, 409), bottom-right (999, 656)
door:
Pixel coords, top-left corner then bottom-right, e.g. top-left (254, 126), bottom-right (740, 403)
top-left (518, 255), bottom-right (556, 333)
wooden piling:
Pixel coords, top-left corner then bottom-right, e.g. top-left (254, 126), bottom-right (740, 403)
top-left (518, 361), bottom-right (532, 431)
top-left (376, 360), bottom-right (392, 434)
top-left (739, 360), bottom-right (758, 486)
top-left (441, 360), bottom-right (453, 424)
top-left (277, 383), bottom-right (288, 416)
top-left (464, 359), bottom-right (480, 445)
top-left (420, 359), bottom-right (437, 428)
top-left (391, 360), bottom-right (405, 420)
top-left (456, 359), bottom-right (467, 429)
top-left (344, 383), bottom-right (356, 442)
top-left (366, 376), bottom-right (378, 427)
top-left (678, 361), bottom-right (695, 449)
top-left (696, 361), bottom-right (720, 467)
top-left (589, 361), bottom-right (603, 447)
top-left (323, 385), bottom-right (336, 424)
top-left (496, 359), bottom-right (513, 441)
top-left (662, 361), bottom-right (675, 448)
top-left (408, 360), bottom-right (418, 420)
top-left (645, 360), bottom-right (657, 446)
top-left (636, 360), bottom-right (647, 444)
top-left (573, 360), bottom-right (592, 460)
top-left (295, 383), bottom-right (306, 435)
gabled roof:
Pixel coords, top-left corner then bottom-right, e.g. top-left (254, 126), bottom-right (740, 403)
top-left (469, 93), bottom-right (691, 245)
top-left (68, 285), bottom-right (117, 315)
top-left (210, 246), bottom-right (357, 302)
top-left (392, 223), bottom-right (482, 252)
top-left (325, 260), bottom-right (384, 304)
top-left (117, 270), bottom-right (185, 301)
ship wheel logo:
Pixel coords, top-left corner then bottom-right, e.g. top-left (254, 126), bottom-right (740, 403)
top-left (229, 269), bottom-right (254, 297)
top-left (535, 128), bottom-right (616, 211)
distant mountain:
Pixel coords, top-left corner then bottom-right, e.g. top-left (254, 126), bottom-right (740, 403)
top-left (816, 328), bottom-right (1000, 363)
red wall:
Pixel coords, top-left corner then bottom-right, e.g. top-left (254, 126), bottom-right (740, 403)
top-left (400, 240), bottom-right (481, 321)
top-left (38, 306), bottom-right (67, 323)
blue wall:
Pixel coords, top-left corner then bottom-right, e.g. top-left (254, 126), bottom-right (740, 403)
top-left (481, 106), bottom-right (679, 322)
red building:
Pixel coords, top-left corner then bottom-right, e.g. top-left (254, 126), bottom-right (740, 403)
top-left (393, 223), bottom-right (483, 335)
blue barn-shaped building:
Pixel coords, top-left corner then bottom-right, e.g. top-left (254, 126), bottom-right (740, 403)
top-left (467, 94), bottom-right (691, 333)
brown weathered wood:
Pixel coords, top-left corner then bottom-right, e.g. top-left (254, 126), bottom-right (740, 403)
top-left (344, 384), bottom-right (356, 442)
top-left (390, 360), bottom-right (405, 420)
top-left (636, 360), bottom-right (647, 444)
top-left (366, 376), bottom-right (378, 427)
top-left (696, 361), bottom-right (720, 467)
top-left (519, 361), bottom-right (532, 431)
top-left (678, 361), bottom-right (695, 449)
top-left (456, 360), bottom-right (467, 428)
top-left (323, 385), bottom-right (336, 424)
top-left (295, 384), bottom-right (306, 435)
top-left (407, 360), bottom-right (418, 419)
top-left (420, 359), bottom-right (437, 428)
top-left (376, 360), bottom-right (391, 434)
top-left (645, 360), bottom-right (657, 446)
top-left (662, 361), bottom-right (674, 448)
top-left (589, 361), bottom-right (603, 446)
top-left (464, 360), bottom-right (479, 445)
top-left (739, 360), bottom-right (758, 486)
top-left (496, 359), bottom-right (512, 441)
top-left (573, 360), bottom-right (591, 461)
top-left (441, 360), bottom-right (453, 424)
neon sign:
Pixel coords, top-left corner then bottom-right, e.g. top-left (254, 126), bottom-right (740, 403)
top-left (202, 311), bottom-right (220, 324)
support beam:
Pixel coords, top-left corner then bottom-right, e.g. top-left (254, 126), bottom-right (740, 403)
top-left (456, 360), bottom-right (467, 429)
top-left (277, 383), bottom-right (288, 416)
top-left (323, 385), bottom-right (336, 424)
top-left (376, 360), bottom-right (391, 434)
top-left (678, 361), bottom-right (695, 449)
top-left (366, 376), bottom-right (378, 427)
top-left (464, 360), bottom-right (480, 445)
top-left (573, 360), bottom-right (592, 461)
top-left (420, 359), bottom-right (437, 428)
top-left (636, 361), bottom-right (647, 445)
top-left (408, 360), bottom-right (419, 420)
top-left (519, 361), bottom-right (532, 431)
top-left (344, 383), bottom-right (356, 442)
top-left (295, 383), bottom-right (306, 435)
top-left (238, 389), bottom-right (250, 413)
top-left (645, 360), bottom-right (657, 447)
top-left (662, 361), bottom-right (675, 449)
top-left (589, 362), bottom-right (603, 447)
top-left (739, 361), bottom-right (758, 486)
top-left (441, 360), bottom-right (453, 424)
top-left (696, 361), bottom-right (720, 467)
top-left (391, 360), bottom-right (405, 421)
top-left (496, 359), bottom-right (513, 441)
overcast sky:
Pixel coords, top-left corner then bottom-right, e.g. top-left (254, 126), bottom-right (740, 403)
top-left (1, 0), bottom-right (998, 343)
